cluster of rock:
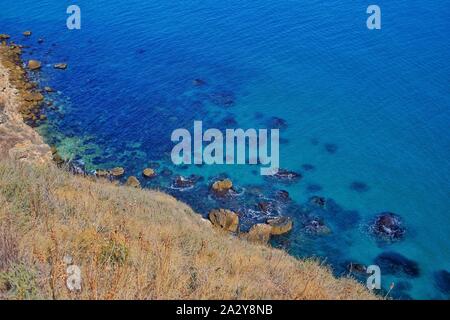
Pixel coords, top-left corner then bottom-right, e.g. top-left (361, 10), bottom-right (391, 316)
top-left (0, 33), bottom-right (66, 127)
top-left (92, 166), bottom-right (161, 189)
top-left (207, 208), bottom-right (293, 245)
top-left (0, 39), bottom-right (52, 164)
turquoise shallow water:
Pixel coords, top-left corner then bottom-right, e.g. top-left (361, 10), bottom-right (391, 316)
top-left (1, 0), bottom-right (449, 299)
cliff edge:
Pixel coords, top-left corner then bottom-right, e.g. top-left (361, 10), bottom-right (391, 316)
top-left (0, 38), bottom-right (376, 300)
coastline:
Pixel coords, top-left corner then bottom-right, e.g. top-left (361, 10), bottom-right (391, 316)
top-left (0, 35), bottom-right (377, 300)
top-left (0, 40), bottom-right (52, 164)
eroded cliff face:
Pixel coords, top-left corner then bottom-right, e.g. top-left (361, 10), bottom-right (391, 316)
top-left (0, 43), bottom-right (52, 164)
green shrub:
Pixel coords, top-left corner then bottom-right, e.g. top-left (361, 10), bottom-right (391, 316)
top-left (0, 263), bottom-right (39, 300)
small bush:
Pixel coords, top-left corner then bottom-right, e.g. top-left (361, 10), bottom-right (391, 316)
top-left (100, 234), bottom-right (129, 267)
top-left (0, 263), bottom-right (39, 300)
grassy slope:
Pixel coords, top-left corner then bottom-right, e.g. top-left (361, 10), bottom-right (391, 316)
top-left (0, 160), bottom-right (376, 300)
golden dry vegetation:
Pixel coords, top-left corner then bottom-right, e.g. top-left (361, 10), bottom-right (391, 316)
top-left (0, 160), bottom-right (377, 300)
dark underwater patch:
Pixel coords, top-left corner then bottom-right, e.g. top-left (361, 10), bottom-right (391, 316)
top-left (350, 181), bottom-right (370, 193)
top-left (306, 184), bottom-right (323, 193)
top-left (301, 164), bottom-right (315, 171)
top-left (434, 270), bottom-right (450, 294)
top-left (324, 143), bottom-right (338, 154)
top-left (374, 251), bottom-right (420, 278)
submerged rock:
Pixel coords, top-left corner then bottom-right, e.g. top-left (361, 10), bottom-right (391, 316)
top-left (301, 164), bottom-right (316, 171)
top-left (303, 218), bottom-right (331, 235)
top-left (306, 184), bottom-right (323, 193)
top-left (267, 216), bottom-right (293, 235)
top-left (350, 181), bottom-right (370, 193)
top-left (27, 59), bottom-right (41, 71)
top-left (434, 270), bottom-right (450, 294)
top-left (126, 176), bottom-right (141, 188)
top-left (257, 201), bottom-right (275, 214)
top-left (211, 179), bottom-right (233, 196)
top-left (245, 224), bottom-right (272, 244)
top-left (324, 143), bottom-right (338, 154)
top-left (268, 116), bottom-right (288, 129)
top-left (209, 91), bottom-right (235, 107)
top-left (371, 212), bottom-right (405, 241)
top-left (0, 34), bottom-right (11, 41)
top-left (208, 209), bottom-right (239, 232)
top-left (192, 79), bottom-right (206, 86)
top-left (221, 115), bottom-right (237, 126)
top-left (272, 169), bottom-right (302, 182)
top-left (275, 190), bottom-right (290, 202)
top-left (309, 196), bottom-right (327, 208)
top-left (53, 63), bottom-right (68, 70)
top-left (160, 168), bottom-right (173, 177)
top-left (374, 251), bottom-right (420, 277)
top-left (44, 86), bottom-right (54, 93)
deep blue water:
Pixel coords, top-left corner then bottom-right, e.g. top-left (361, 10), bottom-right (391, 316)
top-left (2, 0), bottom-right (449, 299)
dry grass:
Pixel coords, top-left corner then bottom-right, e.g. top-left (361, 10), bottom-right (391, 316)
top-left (0, 160), bottom-right (377, 300)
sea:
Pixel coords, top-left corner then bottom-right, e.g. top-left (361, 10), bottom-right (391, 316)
top-left (1, 0), bottom-right (449, 299)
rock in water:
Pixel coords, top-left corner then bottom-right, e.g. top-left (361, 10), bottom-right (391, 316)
top-left (28, 60), bottom-right (41, 71)
top-left (173, 175), bottom-right (195, 189)
top-left (267, 216), bottom-right (293, 235)
top-left (347, 263), bottom-right (367, 274)
top-left (95, 170), bottom-right (109, 178)
top-left (271, 169), bottom-right (302, 182)
top-left (110, 167), bottom-right (125, 177)
top-left (142, 168), bottom-right (156, 178)
top-left (371, 212), bottom-right (405, 241)
top-left (54, 63), bottom-right (68, 70)
top-left (275, 190), bottom-right (290, 202)
top-left (211, 179), bottom-right (233, 196)
top-left (126, 176), bottom-right (141, 188)
top-left (303, 218), bottom-right (331, 235)
top-left (245, 224), bottom-right (272, 244)
top-left (208, 209), bottom-right (239, 233)
top-left (23, 31), bottom-right (32, 36)
top-left (309, 196), bottom-right (327, 208)
top-left (0, 34), bottom-right (11, 41)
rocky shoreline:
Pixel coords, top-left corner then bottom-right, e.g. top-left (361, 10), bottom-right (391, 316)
top-left (0, 34), bottom-right (292, 245)
top-left (0, 38), bottom-right (52, 164)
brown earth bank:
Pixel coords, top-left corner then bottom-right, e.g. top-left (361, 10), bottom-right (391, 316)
top-left (0, 35), bottom-right (377, 300)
